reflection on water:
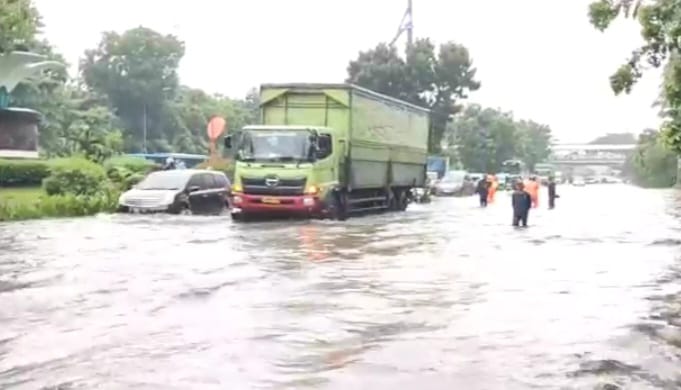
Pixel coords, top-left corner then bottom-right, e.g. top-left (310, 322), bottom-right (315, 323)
top-left (1, 185), bottom-right (681, 389)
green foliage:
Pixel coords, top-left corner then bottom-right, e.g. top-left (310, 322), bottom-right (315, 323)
top-left (0, 158), bottom-right (50, 186)
top-left (7, 4), bottom-right (259, 159)
top-left (196, 158), bottom-right (234, 180)
top-left (347, 39), bottom-right (480, 153)
top-left (80, 27), bottom-right (185, 152)
top-left (447, 104), bottom-right (553, 173)
top-left (42, 157), bottom-right (107, 196)
top-left (0, 0), bottom-right (41, 53)
top-left (588, 0), bottom-right (681, 153)
top-left (0, 189), bottom-right (119, 221)
top-left (629, 129), bottom-right (677, 187)
top-left (102, 156), bottom-right (156, 190)
top-left (103, 155), bottom-right (154, 173)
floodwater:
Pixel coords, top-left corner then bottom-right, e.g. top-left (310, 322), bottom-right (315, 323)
top-left (1, 184), bottom-right (681, 389)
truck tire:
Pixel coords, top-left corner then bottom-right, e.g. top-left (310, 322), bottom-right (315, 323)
top-left (394, 189), bottom-right (409, 211)
top-left (231, 212), bottom-right (248, 222)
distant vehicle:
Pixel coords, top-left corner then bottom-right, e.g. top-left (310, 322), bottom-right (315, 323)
top-left (117, 169), bottom-right (230, 215)
top-left (433, 170), bottom-right (475, 196)
top-left (573, 177), bottom-right (585, 186)
top-left (427, 155), bottom-right (449, 180)
top-left (125, 153), bottom-right (207, 169)
top-left (600, 176), bottom-right (623, 184)
top-left (501, 159), bottom-right (529, 177)
top-left (585, 177), bottom-right (599, 185)
top-left (468, 172), bottom-right (485, 183)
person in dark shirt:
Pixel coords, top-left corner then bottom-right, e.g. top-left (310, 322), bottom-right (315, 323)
top-left (547, 176), bottom-right (559, 209)
top-left (511, 181), bottom-right (532, 227)
top-left (476, 177), bottom-right (489, 207)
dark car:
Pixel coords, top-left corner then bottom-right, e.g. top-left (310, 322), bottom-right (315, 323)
top-left (117, 169), bottom-right (230, 215)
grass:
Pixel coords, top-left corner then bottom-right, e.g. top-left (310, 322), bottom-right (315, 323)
top-left (0, 186), bottom-right (44, 207)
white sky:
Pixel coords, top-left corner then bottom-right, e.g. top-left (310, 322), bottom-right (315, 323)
top-left (34, 0), bottom-right (662, 143)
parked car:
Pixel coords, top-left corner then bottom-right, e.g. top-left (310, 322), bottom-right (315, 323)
top-left (117, 169), bottom-right (230, 215)
top-left (433, 171), bottom-right (475, 196)
top-left (573, 177), bottom-right (585, 186)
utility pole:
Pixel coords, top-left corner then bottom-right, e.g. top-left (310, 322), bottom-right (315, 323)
top-left (407, 0), bottom-right (413, 47)
top-left (143, 103), bottom-right (148, 153)
top-left (390, 0), bottom-right (414, 49)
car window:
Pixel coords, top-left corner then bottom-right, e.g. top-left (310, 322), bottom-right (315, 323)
top-left (213, 173), bottom-right (229, 188)
top-left (187, 174), bottom-right (203, 189)
top-left (201, 173), bottom-right (218, 189)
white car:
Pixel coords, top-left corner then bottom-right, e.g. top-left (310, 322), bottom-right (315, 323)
top-left (573, 178), bottom-right (585, 186)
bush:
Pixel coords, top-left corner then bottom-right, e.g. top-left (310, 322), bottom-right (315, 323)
top-left (103, 156), bottom-right (156, 174)
top-left (0, 190), bottom-right (120, 222)
top-left (0, 159), bottom-right (51, 186)
top-left (196, 158), bottom-right (234, 180)
top-left (42, 157), bottom-right (108, 196)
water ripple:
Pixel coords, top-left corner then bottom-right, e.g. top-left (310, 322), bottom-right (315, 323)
top-left (0, 185), bottom-right (680, 389)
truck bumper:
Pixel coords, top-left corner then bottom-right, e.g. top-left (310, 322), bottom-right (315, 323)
top-left (230, 193), bottom-right (324, 216)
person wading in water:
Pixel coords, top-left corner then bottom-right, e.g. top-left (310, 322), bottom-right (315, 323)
top-left (511, 181), bottom-right (532, 227)
top-left (547, 176), bottom-right (559, 209)
top-left (476, 177), bottom-right (490, 207)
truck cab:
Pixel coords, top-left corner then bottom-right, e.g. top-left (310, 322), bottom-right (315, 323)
top-left (225, 125), bottom-right (339, 219)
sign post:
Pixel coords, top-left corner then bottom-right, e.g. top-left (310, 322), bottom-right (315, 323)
top-left (206, 116), bottom-right (227, 164)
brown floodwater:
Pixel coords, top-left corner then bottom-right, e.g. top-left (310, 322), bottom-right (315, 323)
top-left (1, 184), bottom-right (681, 389)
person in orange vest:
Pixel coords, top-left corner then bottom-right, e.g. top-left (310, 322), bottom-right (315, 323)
top-left (524, 176), bottom-right (539, 208)
top-left (487, 174), bottom-right (498, 204)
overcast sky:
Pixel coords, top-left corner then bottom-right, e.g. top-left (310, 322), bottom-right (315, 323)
top-left (34, 0), bottom-right (662, 143)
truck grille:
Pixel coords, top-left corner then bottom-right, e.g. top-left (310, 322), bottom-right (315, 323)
top-left (241, 177), bottom-right (307, 196)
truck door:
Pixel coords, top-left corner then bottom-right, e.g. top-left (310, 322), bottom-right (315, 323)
top-left (315, 133), bottom-right (335, 187)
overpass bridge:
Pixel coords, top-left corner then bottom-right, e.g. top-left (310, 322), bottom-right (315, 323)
top-left (548, 143), bottom-right (635, 166)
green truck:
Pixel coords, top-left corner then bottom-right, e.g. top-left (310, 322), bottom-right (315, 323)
top-left (223, 83), bottom-right (430, 220)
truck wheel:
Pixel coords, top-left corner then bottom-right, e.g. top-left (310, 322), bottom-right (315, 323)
top-left (395, 189), bottom-right (409, 211)
top-left (231, 212), bottom-right (247, 222)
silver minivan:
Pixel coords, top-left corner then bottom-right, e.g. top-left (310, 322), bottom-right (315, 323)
top-left (117, 169), bottom-right (230, 215)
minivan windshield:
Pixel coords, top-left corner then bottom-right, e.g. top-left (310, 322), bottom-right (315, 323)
top-left (135, 171), bottom-right (190, 191)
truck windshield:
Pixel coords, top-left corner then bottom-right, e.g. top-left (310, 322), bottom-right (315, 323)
top-left (236, 130), bottom-right (312, 162)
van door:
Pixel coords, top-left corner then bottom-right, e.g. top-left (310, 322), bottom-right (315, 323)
top-left (187, 173), bottom-right (212, 214)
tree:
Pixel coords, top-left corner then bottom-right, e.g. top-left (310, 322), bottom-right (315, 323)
top-left (347, 38), bottom-right (480, 153)
top-left (0, 0), bottom-right (41, 53)
top-left (628, 128), bottom-right (677, 187)
top-left (516, 120), bottom-right (552, 171)
top-left (588, 0), bottom-right (681, 152)
top-left (80, 27), bottom-right (185, 151)
top-left (447, 104), bottom-right (553, 172)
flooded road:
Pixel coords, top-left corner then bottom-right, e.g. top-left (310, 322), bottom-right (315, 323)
top-left (1, 184), bottom-right (681, 389)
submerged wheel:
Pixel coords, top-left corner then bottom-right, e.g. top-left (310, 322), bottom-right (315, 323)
top-left (396, 190), bottom-right (409, 211)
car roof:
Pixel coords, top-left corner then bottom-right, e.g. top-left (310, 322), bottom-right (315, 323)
top-left (149, 169), bottom-right (226, 176)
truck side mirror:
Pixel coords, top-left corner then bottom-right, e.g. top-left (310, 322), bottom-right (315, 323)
top-left (224, 135), bottom-right (232, 149)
